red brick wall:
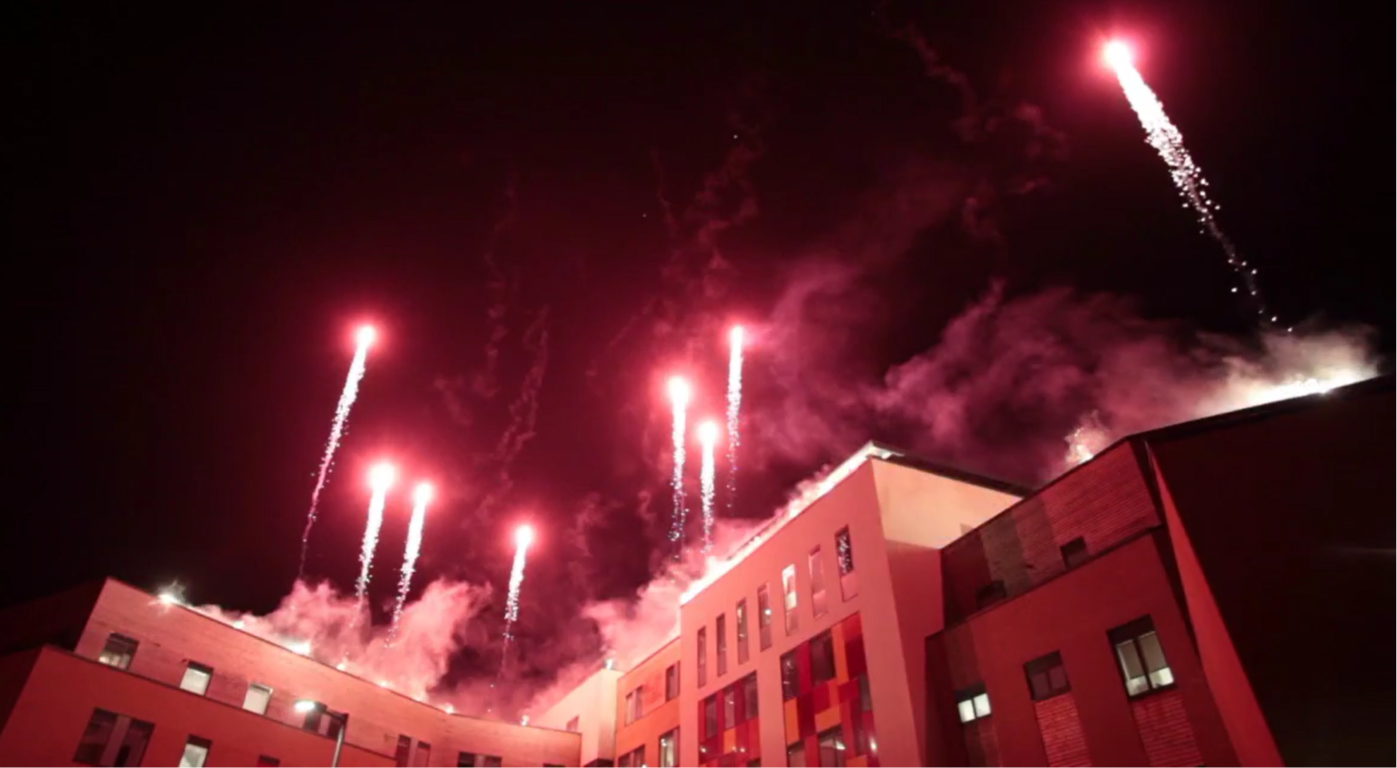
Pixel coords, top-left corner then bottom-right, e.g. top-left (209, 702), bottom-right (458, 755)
top-left (72, 580), bottom-right (580, 766)
top-left (1034, 695), bottom-right (1091, 767)
top-left (1131, 690), bottom-right (1202, 767)
top-left (962, 718), bottom-right (999, 767)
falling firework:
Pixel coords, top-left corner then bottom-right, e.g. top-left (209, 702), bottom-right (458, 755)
top-left (300, 325), bottom-right (376, 576)
top-left (725, 326), bottom-right (744, 513)
top-left (666, 377), bottom-right (691, 555)
top-left (697, 421), bottom-right (719, 554)
top-left (1104, 41), bottom-right (1273, 324)
top-left (387, 482), bottom-right (432, 644)
top-left (355, 463), bottom-right (397, 612)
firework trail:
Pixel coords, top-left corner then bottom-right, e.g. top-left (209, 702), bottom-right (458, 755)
top-left (725, 326), bottom-right (744, 512)
top-left (697, 421), bottom-right (719, 554)
top-left (355, 463), bottom-right (397, 613)
top-left (300, 326), bottom-right (376, 576)
top-left (387, 482), bottom-right (432, 645)
top-left (502, 524), bottom-right (534, 645)
top-left (666, 377), bottom-right (691, 555)
top-left (1104, 42), bottom-right (1273, 324)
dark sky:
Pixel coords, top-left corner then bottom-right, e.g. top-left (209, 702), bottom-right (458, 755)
top-left (3, 1), bottom-right (1390, 691)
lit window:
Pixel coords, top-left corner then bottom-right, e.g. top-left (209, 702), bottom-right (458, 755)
top-left (243, 683), bottom-right (272, 715)
top-left (179, 662), bottom-right (212, 696)
top-left (736, 600), bottom-right (750, 664)
top-left (955, 684), bottom-right (992, 723)
top-left (809, 547), bottom-right (828, 618)
top-left (811, 631), bottom-right (835, 685)
top-left (1060, 537), bottom-right (1089, 569)
top-left (1110, 617), bottom-right (1174, 697)
top-left (836, 527), bottom-right (858, 600)
top-left (756, 584), bottom-right (773, 650)
top-left (717, 613), bottom-right (728, 677)
top-left (781, 565), bottom-right (799, 635)
top-left (73, 708), bottom-right (117, 765)
top-left (1024, 652), bottom-right (1070, 701)
top-left (698, 626), bottom-right (708, 687)
top-left (780, 651), bottom-right (799, 701)
top-left (566, 716), bottom-right (579, 733)
top-left (97, 634), bottom-right (138, 671)
top-left (817, 727), bottom-right (847, 767)
top-left (659, 728), bottom-right (679, 768)
top-left (179, 736), bottom-right (212, 768)
top-left (665, 662), bottom-right (680, 701)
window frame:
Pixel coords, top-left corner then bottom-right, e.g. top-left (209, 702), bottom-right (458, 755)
top-left (178, 662), bottom-right (213, 696)
top-left (73, 708), bottom-right (117, 766)
top-left (665, 661), bottom-right (680, 701)
top-left (716, 613), bottom-right (728, 677)
top-left (242, 682), bottom-right (273, 715)
top-left (810, 630), bottom-right (836, 685)
top-left (658, 727), bottom-right (679, 768)
top-left (97, 633), bottom-right (139, 671)
top-left (817, 726), bottom-right (847, 768)
top-left (836, 526), bottom-right (858, 600)
top-left (809, 546), bottom-right (828, 618)
top-left (180, 735), bottom-right (212, 768)
top-left (781, 565), bottom-right (799, 635)
top-left (1024, 651), bottom-right (1071, 701)
top-left (697, 626), bottom-right (708, 687)
top-left (954, 683), bottom-right (992, 723)
top-left (756, 584), bottom-right (773, 650)
top-left (736, 599), bottom-right (750, 664)
top-left (1108, 616), bottom-right (1175, 698)
top-left (1060, 537), bottom-right (1089, 569)
top-left (975, 580), bottom-right (1007, 610)
top-left (780, 650), bottom-right (799, 701)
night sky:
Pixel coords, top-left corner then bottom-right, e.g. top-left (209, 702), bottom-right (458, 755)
top-left (4, 1), bottom-right (1391, 692)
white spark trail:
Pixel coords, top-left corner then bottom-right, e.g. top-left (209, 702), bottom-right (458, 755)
top-left (1107, 45), bottom-right (1272, 324)
top-left (698, 422), bottom-right (719, 555)
top-left (355, 465), bottom-right (396, 615)
top-left (300, 327), bottom-right (375, 576)
top-left (503, 526), bottom-right (534, 640)
top-left (387, 484), bottom-right (432, 645)
top-left (725, 326), bottom-right (744, 513)
top-left (667, 378), bottom-right (691, 556)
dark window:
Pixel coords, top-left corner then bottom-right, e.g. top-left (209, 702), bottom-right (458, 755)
top-left (736, 600), bottom-right (750, 664)
top-left (836, 527), bottom-right (858, 600)
top-left (481, 756), bottom-right (502, 768)
top-left (618, 746), bottom-right (646, 767)
top-left (665, 662), bottom-right (680, 700)
top-left (749, 762), bottom-right (761, 768)
top-left (780, 651), bottom-right (799, 700)
top-left (757, 584), bottom-right (773, 650)
top-left (181, 736), bottom-right (212, 768)
top-left (955, 683), bottom-right (991, 723)
top-left (703, 694), bottom-right (718, 738)
top-left (395, 735), bottom-right (412, 767)
top-left (457, 752), bottom-right (477, 767)
top-left (73, 709), bottom-right (117, 765)
top-left (975, 580), bottom-right (1007, 610)
top-left (723, 686), bottom-right (737, 728)
top-left (1110, 617), bottom-right (1174, 697)
top-left (857, 675), bottom-right (872, 713)
top-left (256, 757), bottom-right (280, 767)
top-left (742, 673), bottom-right (759, 720)
top-left (817, 727), bottom-right (847, 767)
top-left (1024, 652), bottom-right (1071, 701)
top-left (116, 719), bottom-right (154, 767)
top-left (659, 728), bottom-right (679, 768)
top-left (787, 742), bottom-right (807, 767)
top-left (717, 613), bottom-right (728, 677)
top-left (810, 631), bottom-right (835, 685)
top-left (852, 675), bottom-right (872, 753)
top-left (566, 716), bottom-right (579, 732)
top-left (97, 634), bottom-right (138, 671)
top-left (179, 662), bottom-right (213, 696)
top-left (414, 742), bottom-right (431, 767)
top-left (1060, 537), bottom-right (1089, 569)
top-left (301, 701), bottom-right (326, 733)
top-left (698, 627), bottom-right (708, 687)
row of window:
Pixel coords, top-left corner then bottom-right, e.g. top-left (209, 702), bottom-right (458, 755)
top-left (621, 661), bottom-right (682, 726)
top-left (697, 527), bottom-right (858, 689)
top-left (975, 537), bottom-right (1091, 611)
top-left (701, 673), bottom-right (759, 737)
top-left (786, 726), bottom-right (853, 768)
top-left (99, 633), bottom-right (285, 722)
top-left (74, 708), bottom-right (276, 768)
top-left (617, 728), bottom-right (678, 768)
top-left (953, 616), bottom-right (1175, 725)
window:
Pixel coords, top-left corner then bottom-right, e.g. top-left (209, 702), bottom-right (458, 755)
top-left (116, 719), bottom-right (154, 767)
top-left (1110, 617), bottom-right (1174, 697)
top-left (73, 709), bottom-right (117, 765)
top-left (787, 742), bottom-right (807, 767)
top-left (395, 736), bottom-right (412, 767)
top-left (809, 547), bottom-right (828, 618)
top-left (179, 736), bottom-right (212, 768)
top-left (857, 675), bottom-right (872, 713)
top-left (810, 631), bottom-right (835, 685)
top-left (757, 584), bottom-right (773, 650)
top-left (243, 683), bottom-right (273, 715)
top-left (975, 580), bottom-right (1007, 610)
top-left (780, 651), bottom-right (798, 700)
top-left (256, 757), bottom-right (280, 767)
top-left (723, 686), bottom-right (737, 728)
top-left (781, 565), bottom-right (799, 635)
top-left (1060, 537), bottom-right (1089, 569)
top-left (742, 673), bottom-right (758, 720)
top-left (852, 675), bottom-right (873, 754)
top-left (698, 627), bottom-right (708, 687)
top-left (481, 756), bottom-right (502, 768)
top-left (736, 600), bottom-right (750, 664)
top-left (817, 727), bottom-right (847, 767)
top-left (414, 742), bottom-right (432, 767)
top-left (457, 752), bottom-right (477, 767)
top-left (717, 613), bottom-right (728, 677)
top-left (665, 662), bottom-right (680, 700)
top-left (179, 662), bottom-right (212, 696)
top-left (703, 694), bottom-right (718, 738)
top-left (565, 716), bottom-right (579, 733)
top-left (97, 634), bottom-right (138, 671)
top-left (618, 746), bottom-right (646, 767)
top-left (659, 728), bottom-right (679, 768)
top-left (955, 683), bottom-right (992, 723)
top-left (836, 527), bottom-right (858, 600)
top-left (1024, 651), bottom-right (1071, 701)
top-left (624, 686), bottom-right (644, 724)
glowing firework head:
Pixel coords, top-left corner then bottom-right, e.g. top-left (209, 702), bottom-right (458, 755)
top-left (369, 463), bottom-right (397, 492)
top-left (413, 482), bottom-right (434, 505)
top-left (698, 420), bottom-right (720, 447)
top-left (667, 376), bottom-right (691, 407)
top-left (515, 524), bottom-right (535, 550)
top-left (1103, 40), bottom-right (1133, 70)
top-left (355, 324), bottom-right (377, 348)
top-left (729, 325), bottom-right (745, 349)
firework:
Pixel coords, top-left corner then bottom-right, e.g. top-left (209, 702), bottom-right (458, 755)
top-left (725, 326), bottom-right (744, 512)
top-left (300, 325), bottom-right (377, 576)
top-left (355, 463), bottom-right (396, 612)
top-left (666, 376), bottom-right (691, 554)
top-left (503, 524), bottom-right (534, 634)
top-left (1103, 41), bottom-right (1272, 324)
top-left (387, 482), bottom-right (432, 644)
top-left (697, 421), bottom-right (719, 554)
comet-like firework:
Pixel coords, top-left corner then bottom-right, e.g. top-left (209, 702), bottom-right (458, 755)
top-left (666, 376), bottom-right (691, 555)
top-left (387, 482), bottom-right (432, 645)
top-left (697, 421), bottom-right (719, 555)
top-left (300, 325), bottom-right (376, 576)
top-left (503, 525), bottom-right (534, 636)
top-left (1103, 41), bottom-right (1273, 324)
top-left (355, 463), bottom-right (396, 612)
top-left (725, 326), bottom-right (744, 512)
